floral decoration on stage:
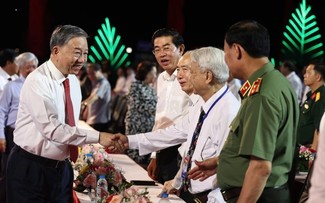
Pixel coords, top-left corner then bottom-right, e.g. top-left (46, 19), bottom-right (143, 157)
top-left (73, 144), bottom-right (152, 203)
top-left (297, 145), bottom-right (317, 173)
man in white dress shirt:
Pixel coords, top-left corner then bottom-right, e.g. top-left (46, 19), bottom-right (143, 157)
top-left (0, 48), bottom-right (19, 98)
top-left (6, 25), bottom-right (120, 203)
top-left (148, 28), bottom-right (190, 184)
top-left (279, 60), bottom-right (303, 105)
top-left (0, 52), bottom-right (38, 202)
top-left (113, 47), bottom-right (240, 203)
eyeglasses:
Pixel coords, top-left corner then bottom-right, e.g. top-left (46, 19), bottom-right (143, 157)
top-left (152, 46), bottom-right (175, 55)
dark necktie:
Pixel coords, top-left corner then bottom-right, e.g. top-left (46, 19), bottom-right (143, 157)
top-left (183, 108), bottom-right (206, 191)
top-left (63, 78), bottom-right (78, 162)
top-left (7, 77), bottom-right (12, 81)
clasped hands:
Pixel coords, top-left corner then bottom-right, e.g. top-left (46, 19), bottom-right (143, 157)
top-left (98, 132), bottom-right (129, 153)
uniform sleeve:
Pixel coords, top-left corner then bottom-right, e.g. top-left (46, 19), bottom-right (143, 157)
top-left (239, 95), bottom-right (281, 161)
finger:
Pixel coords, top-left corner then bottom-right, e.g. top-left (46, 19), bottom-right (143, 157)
top-left (114, 140), bottom-right (125, 152)
top-left (114, 140), bottom-right (125, 153)
top-left (198, 171), bottom-right (209, 181)
top-left (188, 169), bottom-right (203, 180)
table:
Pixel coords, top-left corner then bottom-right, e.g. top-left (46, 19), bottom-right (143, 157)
top-left (76, 154), bottom-right (185, 203)
top-left (76, 121), bottom-right (185, 203)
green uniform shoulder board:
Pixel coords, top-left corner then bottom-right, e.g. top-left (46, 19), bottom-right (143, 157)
top-left (239, 80), bottom-right (251, 97)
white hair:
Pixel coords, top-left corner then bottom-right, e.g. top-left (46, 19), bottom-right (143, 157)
top-left (190, 46), bottom-right (229, 84)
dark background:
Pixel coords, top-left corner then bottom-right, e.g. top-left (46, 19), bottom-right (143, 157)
top-left (1, 0), bottom-right (324, 68)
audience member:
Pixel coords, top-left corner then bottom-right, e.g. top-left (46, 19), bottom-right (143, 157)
top-left (125, 67), bottom-right (136, 94)
top-left (78, 64), bottom-right (92, 101)
top-left (0, 48), bottom-right (19, 97)
top-left (82, 62), bottom-right (112, 132)
top-left (301, 65), bottom-right (311, 105)
top-left (6, 24), bottom-right (119, 203)
top-left (297, 62), bottom-right (325, 203)
top-left (279, 60), bottom-right (304, 105)
top-left (297, 62), bottom-right (325, 146)
top-left (0, 52), bottom-right (38, 202)
top-left (124, 61), bottom-right (157, 168)
top-left (113, 67), bottom-right (127, 96)
top-left (112, 47), bottom-right (240, 202)
top-left (148, 28), bottom-right (189, 184)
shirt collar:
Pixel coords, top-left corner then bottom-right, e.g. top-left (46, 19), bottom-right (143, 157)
top-left (46, 59), bottom-right (68, 84)
top-left (202, 84), bottom-right (228, 113)
top-left (161, 70), bottom-right (177, 81)
top-left (189, 93), bottom-right (201, 107)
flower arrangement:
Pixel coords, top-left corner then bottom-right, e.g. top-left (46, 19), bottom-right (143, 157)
top-left (297, 145), bottom-right (317, 173)
top-left (73, 144), bottom-right (152, 203)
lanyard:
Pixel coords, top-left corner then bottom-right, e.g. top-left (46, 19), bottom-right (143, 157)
top-left (201, 86), bottom-right (229, 122)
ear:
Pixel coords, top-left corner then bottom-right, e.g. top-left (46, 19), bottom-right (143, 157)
top-left (205, 70), bottom-right (213, 84)
top-left (233, 43), bottom-right (243, 60)
top-left (52, 46), bottom-right (59, 55)
top-left (316, 72), bottom-right (322, 82)
top-left (178, 44), bottom-right (185, 55)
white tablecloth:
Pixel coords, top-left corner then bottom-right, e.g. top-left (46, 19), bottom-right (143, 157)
top-left (76, 121), bottom-right (185, 203)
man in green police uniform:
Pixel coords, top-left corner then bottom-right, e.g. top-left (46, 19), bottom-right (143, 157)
top-left (217, 20), bottom-right (299, 203)
top-left (297, 62), bottom-right (325, 147)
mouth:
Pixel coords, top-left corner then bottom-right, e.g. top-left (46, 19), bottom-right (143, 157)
top-left (159, 59), bottom-right (169, 67)
top-left (179, 81), bottom-right (186, 87)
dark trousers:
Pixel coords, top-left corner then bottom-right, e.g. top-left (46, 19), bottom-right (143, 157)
top-left (227, 184), bottom-right (291, 203)
top-left (0, 126), bottom-right (15, 202)
top-left (156, 144), bottom-right (181, 184)
top-left (6, 146), bottom-right (73, 203)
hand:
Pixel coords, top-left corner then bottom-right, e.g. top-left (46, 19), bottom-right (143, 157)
top-left (158, 180), bottom-right (179, 197)
top-left (114, 133), bottom-right (129, 148)
top-left (0, 138), bottom-right (6, 153)
top-left (147, 158), bottom-right (158, 181)
top-left (99, 132), bottom-right (125, 152)
top-left (187, 156), bottom-right (218, 181)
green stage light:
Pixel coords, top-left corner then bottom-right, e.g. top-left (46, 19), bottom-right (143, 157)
top-left (88, 17), bottom-right (131, 70)
top-left (281, 0), bottom-right (324, 68)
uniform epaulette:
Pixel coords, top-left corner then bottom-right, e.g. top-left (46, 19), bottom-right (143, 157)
top-left (239, 80), bottom-right (251, 98)
top-left (248, 78), bottom-right (262, 96)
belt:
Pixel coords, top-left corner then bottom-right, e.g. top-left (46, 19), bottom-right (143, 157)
top-left (193, 190), bottom-right (211, 202)
top-left (180, 189), bottom-right (211, 203)
top-left (15, 146), bottom-right (66, 168)
top-left (221, 184), bottom-right (287, 201)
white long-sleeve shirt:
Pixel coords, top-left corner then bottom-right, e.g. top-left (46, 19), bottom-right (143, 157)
top-left (128, 85), bottom-right (240, 195)
top-left (14, 60), bottom-right (98, 161)
top-left (150, 70), bottom-right (189, 158)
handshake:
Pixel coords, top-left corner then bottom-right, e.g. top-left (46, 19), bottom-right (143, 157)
top-left (98, 132), bottom-right (129, 153)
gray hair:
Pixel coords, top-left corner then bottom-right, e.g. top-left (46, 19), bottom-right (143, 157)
top-left (15, 52), bottom-right (39, 67)
top-left (190, 46), bottom-right (229, 84)
top-left (49, 25), bottom-right (88, 50)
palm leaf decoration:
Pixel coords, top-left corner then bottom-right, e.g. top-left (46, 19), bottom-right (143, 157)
top-left (88, 17), bottom-right (131, 69)
top-left (281, 0), bottom-right (324, 67)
